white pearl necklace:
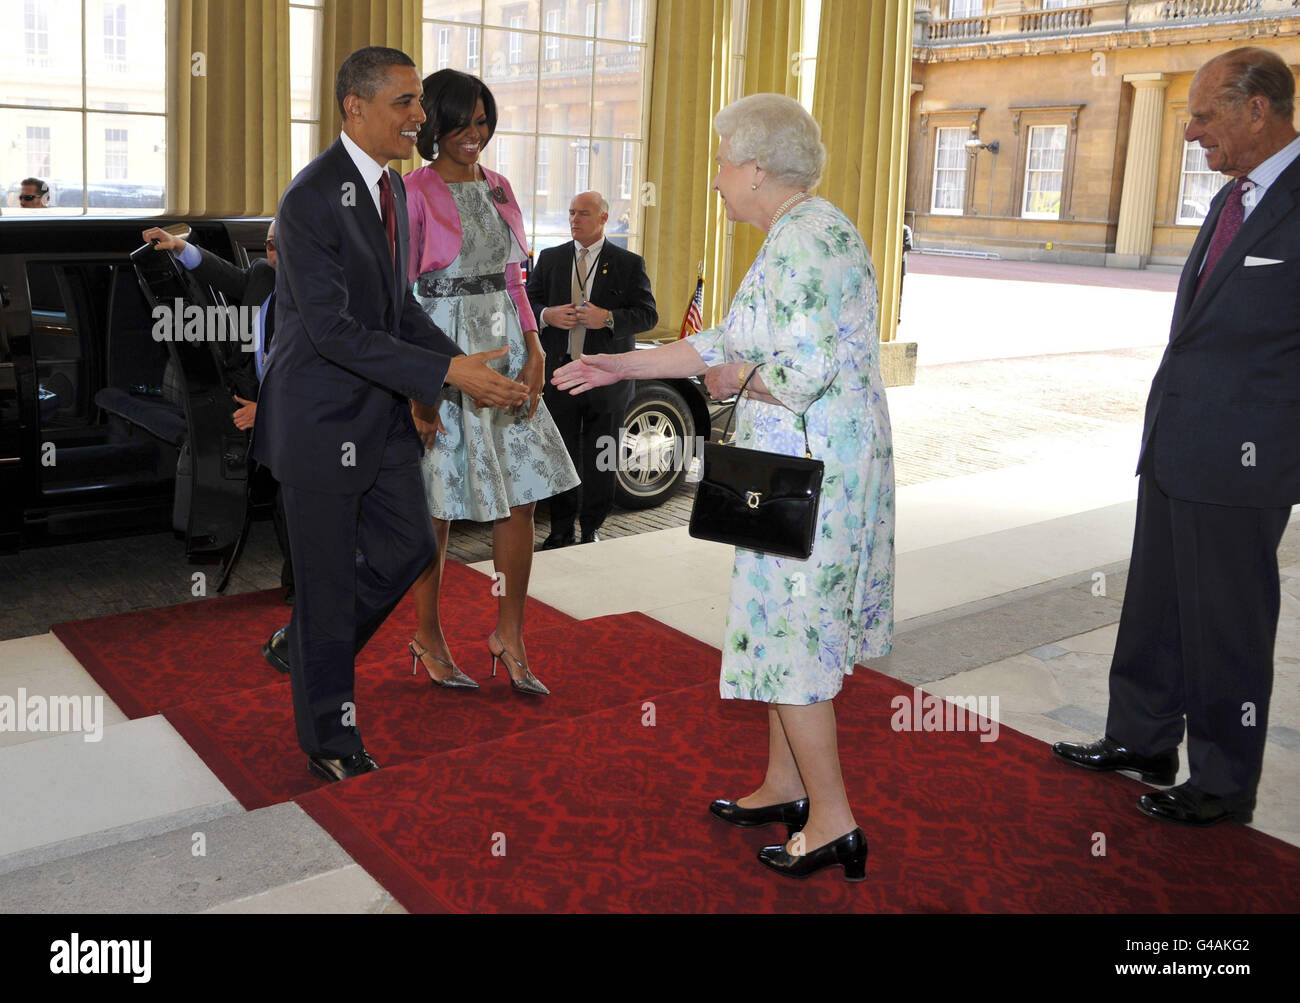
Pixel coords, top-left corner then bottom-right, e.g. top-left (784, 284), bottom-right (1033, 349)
top-left (769, 191), bottom-right (810, 230)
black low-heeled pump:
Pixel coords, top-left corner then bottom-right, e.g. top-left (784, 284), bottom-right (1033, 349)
top-left (710, 797), bottom-right (810, 839)
top-left (757, 827), bottom-right (868, 882)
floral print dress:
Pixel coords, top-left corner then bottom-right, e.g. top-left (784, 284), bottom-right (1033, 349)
top-left (685, 197), bottom-right (895, 704)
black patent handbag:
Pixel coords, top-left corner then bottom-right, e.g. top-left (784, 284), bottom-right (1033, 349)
top-left (688, 366), bottom-right (824, 560)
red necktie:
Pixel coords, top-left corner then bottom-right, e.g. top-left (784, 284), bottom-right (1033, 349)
top-left (1194, 177), bottom-right (1252, 299)
top-left (377, 170), bottom-right (396, 265)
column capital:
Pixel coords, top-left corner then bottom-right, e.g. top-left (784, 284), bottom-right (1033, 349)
top-left (1123, 73), bottom-right (1171, 88)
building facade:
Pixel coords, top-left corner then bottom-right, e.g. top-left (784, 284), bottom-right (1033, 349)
top-left (907, 0), bottom-right (1300, 268)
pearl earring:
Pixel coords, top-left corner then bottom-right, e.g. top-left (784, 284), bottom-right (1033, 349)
top-left (751, 183), bottom-right (758, 190)
top-left (432, 138), bottom-right (439, 160)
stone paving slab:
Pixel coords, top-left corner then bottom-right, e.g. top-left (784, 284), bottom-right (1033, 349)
top-left (0, 802), bottom-right (361, 914)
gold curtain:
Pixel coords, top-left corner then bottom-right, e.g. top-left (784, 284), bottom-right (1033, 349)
top-left (316, 0), bottom-right (423, 175)
top-left (642, 0), bottom-right (733, 337)
top-left (811, 0), bottom-right (914, 343)
top-left (169, 0), bottom-right (290, 216)
top-left (727, 0), bottom-right (803, 299)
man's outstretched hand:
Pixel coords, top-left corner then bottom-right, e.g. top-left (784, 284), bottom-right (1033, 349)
top-left (446, 348), bottom-right (530, 410)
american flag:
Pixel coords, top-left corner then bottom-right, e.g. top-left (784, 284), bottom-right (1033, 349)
top-left (677, 265), bottom-right (704, 339)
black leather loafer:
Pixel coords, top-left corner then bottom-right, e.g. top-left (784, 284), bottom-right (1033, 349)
top-left (262, 626), bottom-right (290, 674)
top-left (308, 748), bottom-right (380, 783)
top-left (710, 797), bottom-right (810, 838)
top-left (541, 531), bottom-right (575, 550)
top-left (579, 529), bottom-right (601, 544)
top-left (758, 827), bottom-right (868, 881)
top-left (1052, 735), bottom-right (1178, 785)
top-left (1137, 782), bottom-right (1254, 826)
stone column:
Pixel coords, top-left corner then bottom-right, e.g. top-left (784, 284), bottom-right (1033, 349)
top-left (1110, 73), bottom-right (1170, 269)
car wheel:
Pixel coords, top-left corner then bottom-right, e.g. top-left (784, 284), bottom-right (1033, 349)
top-left (614, 382), bottom-right (697, 510)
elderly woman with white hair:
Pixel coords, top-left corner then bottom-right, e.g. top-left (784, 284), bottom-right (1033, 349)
top-left (554, 93), bottom-right (894, 881)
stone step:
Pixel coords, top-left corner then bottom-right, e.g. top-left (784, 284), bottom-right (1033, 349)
top-left (0, 714), bottom-right (239, 876)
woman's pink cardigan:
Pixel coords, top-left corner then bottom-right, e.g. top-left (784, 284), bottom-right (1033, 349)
top-left (403, 164), bottom-right (537, 333)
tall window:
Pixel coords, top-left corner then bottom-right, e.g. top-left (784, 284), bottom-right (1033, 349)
top-left (949, 0), bottom-right (982, 16)
top-left (508, 16), bottom-right (524, 65)
top-left (575, 140), bottom-right (590, 193)
top-left (104, 127), bottom-right (128, 179)
top-left (2, 0), bottom-right (165, 214)
top-left (543, 11), bottom-right (559, 60)
top-left (103, 3), bottom-right (127, 66)
top-left (620, 139), bottom-right (634, 199)
top-left (421, 0), bottom-right (651, 256)
top-left (1022, 124), bottom-right (1066, 219)
top-left (931, 127), bottom-right (967, 215)
top-left (1177, 141), bottom-right (1226, 225)
top-left (1041, 0), bottom-right (1068, 8)
top-left (536, 141), bottom-right (550, 195)
top-left (438, 27), bottom-right (451, 69)
top-left (467, 27), bottom-right (480, 72)
top-left (24, 0), bottom-right (49, 67)
top-left (629, 0), bottom-right (644, 43)
top-left (289, 1), bottom-right (323, 179)
top-left (27, 126), bottom-right (51, 176)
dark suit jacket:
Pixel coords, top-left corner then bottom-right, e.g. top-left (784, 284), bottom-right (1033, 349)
top-left (252, 138), bottom-right (463, 494)
top-left (1139, 151), bottom-right (1300, 508)
top-left (527, 239), bottom-right (657, 409)
top-left (188, 247), bottom-right (275, 402)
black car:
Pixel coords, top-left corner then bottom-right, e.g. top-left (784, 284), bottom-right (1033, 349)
top-left (0, 216), bottom-right (727, 577)
top-left (0, 216), bottom-right (272, 586)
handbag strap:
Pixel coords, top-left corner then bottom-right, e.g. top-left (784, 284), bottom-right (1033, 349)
top-left (720, 363), bottom-right (827, 459)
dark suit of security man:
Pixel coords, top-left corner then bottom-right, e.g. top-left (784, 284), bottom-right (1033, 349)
top-left (527, 191), bottom-right (658, 547)
top-left (252, 47), bottom-right (528, 782)
top-left (143, 220), bottom-right (292, 594)
top-left (1055, 47), bottom-right (1300, 826)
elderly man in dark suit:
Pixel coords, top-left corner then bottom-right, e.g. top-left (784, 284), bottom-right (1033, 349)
top-left (254, 46), bottom-right (529, 782)
top-left (1054, 46), bottom-right (1300, 826)
top-left (527, 191), bottom-right (658, 547)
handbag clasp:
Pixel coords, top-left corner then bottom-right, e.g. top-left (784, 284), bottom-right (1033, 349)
top-left (745, 491), bottom-right (762, 509)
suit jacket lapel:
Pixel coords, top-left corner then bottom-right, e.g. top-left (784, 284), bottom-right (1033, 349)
top-left (586, 244), bottom-right (610, 304)
top-left (1175, 155), bottom-right (1300, 336)
top-left (330, 142), bottom-right (400, 322)
top-left (558, 243), bottom-right (576, 305)
top-left (1171, 182), bottom-right (1226, 335)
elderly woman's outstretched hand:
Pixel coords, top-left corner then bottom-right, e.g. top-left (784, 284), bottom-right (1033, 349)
top-left (551, 354), bottom-right (624, 395)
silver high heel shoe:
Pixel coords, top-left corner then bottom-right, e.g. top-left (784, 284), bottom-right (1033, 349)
top-left (409, 638), bottom-right (479, 690)
top-left (487, 632), bottom-right (550, 696)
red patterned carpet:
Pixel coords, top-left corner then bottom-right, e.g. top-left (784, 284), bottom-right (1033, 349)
top-left (52, 563), bottom-right (1300, 913)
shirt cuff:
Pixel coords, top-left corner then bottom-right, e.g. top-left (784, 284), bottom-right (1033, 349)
top-left (174, 242), bottom-right (201, 270)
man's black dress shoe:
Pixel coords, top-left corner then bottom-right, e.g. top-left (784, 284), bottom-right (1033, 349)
top-left (758, 828), bottom-right (868, 881)
top-left (710, 797), bottom-right (810, 838)
top-left (1138, 782), bottom-right (1254, 826)
top-left (262, 626), bottom-right (290, 674)
top-left (1051, 735), bottom-right (1177, 785)
top-left (579, 529), bottom-right (601, 544)
top-left (308, 748), bottom-right (380, 783)
top-left (541, 531), bottom-right (575, 550)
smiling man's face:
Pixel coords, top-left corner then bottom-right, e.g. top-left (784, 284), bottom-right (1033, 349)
top-left (344, 64), bottom-right (426, 165)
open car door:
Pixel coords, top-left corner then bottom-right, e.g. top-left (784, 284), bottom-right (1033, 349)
top-left (128, 237), bottom-right (250, 591)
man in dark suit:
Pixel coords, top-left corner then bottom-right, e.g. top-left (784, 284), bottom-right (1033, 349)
top-left (253, 46), bottom-right (529, 782)
top-left (1054, 47), bottom-right (1300, 826)
top-left (144, 220), bottom-right (294, 598)
top-left (527, 191), bottom-right (658, 547)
